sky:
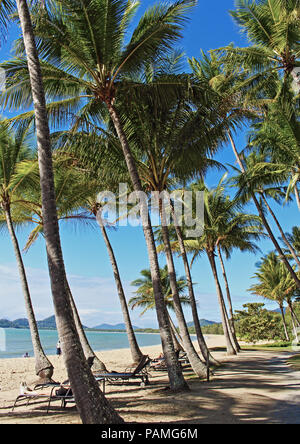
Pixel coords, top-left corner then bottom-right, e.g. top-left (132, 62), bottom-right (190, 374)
top-left (0, 0), bottom-right (299, 328)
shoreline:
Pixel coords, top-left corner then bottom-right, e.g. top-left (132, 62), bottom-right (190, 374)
top-left (1, 335), bottom-right (299, 424)
top-left (0, 329), bottom-right (169, 360)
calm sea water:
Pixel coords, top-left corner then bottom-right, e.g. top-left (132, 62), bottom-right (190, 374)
top-left (0, 328), bottom-right (163, 359)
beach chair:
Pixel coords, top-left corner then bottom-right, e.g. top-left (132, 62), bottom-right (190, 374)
top-left (46, 385), bottom-right (75, 413)
top-left (12, 384), bottom-right (75, 413)
top-left (12, 391), bottom-right (51, 412)
top-left (94, 354), bottom-right (151, 387)
top-left (149, 350), bottom-right (189, 371)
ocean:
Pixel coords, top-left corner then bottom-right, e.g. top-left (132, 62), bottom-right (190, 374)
top-left (0, 328), bottom-right (163, 359)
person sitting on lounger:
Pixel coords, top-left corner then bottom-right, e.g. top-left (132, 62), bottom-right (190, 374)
top-left (150, 353), bottom-right (166, 368)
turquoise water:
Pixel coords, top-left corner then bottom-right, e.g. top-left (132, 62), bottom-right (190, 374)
top-left (0, 328), bottom-right (163, 359)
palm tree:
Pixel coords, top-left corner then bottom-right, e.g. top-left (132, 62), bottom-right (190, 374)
top-left (249, 252), bottom-right (300, 341)
top-left (0, 0), bottom-right (13, 39)
top-left (130, 266), bottom-right (190, 352)
top-left (3, 0), bottom-right (198, 391)
top-left (7, 158), bottom-right (109, 372)
top-left (15, 0), bottom-right (123, 424)
top-left (218, 0), bottom-right (300, 87)
top-left (115, 55), bottom-right (227, 370)
top-left (0, 123), bottom-right (54, 380)
top-left (247, 98), bottom-right (300, 211)
top-left (285, 227), bottom-right (300, 261)
top-left (171, 179), bottom-right (264, 355)
top-left (190, 52), bottom-right (300, 289)
top-left (232, 150), bottom-right (300, 271)
top-left (92, 200), bottom-right (144, 364)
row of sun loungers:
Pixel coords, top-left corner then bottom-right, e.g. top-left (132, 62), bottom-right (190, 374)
top-left (11, 352), bottom-right (190, 413)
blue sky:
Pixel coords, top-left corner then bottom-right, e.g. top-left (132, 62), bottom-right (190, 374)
top-left (0, 0), bottom-right (298, 328)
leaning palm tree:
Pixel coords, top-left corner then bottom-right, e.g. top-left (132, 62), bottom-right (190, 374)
top-left (3, 0), bottom-right (199, 391)
top-left (170, 179), bottom-right (264, 355)
top-left (0, 122), bottom-right (54, 380)
top-left (249, 252), bottom-right (300, 341)
top-left (190, 52), bottom-right (300, 289)
top-left (14, 0), bottom-right (123, 424)
top-left (115, 54), bottom-right (227, 370)
top-left (9, 158), bottom-right (109, 372)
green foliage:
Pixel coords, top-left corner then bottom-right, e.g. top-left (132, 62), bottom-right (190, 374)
top-left (235, 302), bottom-right (285, 343)
top-left (129, 265), bottom-right (189, 315)
top-left (195, 323), bottom-right (224, 335)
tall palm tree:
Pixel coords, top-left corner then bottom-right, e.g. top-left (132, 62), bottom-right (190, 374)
top-left (15, 0), bottom-right (123, 424)
top-left (92, 201), bottom-right (144, 364)
top-left (190, 52), bottom-right (300, 289)
top-left (249, 252), bottom-right (300, 341)
top-left (116, 55), bottom-right (226, 369)
top-left (170, 179), bottom-right (264, 355)
top-left (0, 123), bottom-right (54, 380)
top-left (3, 0), bottom-right (198, 391)
top-left (8, 159), bottom-right (109, 372)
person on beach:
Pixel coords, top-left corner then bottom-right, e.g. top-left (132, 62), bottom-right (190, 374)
top-left (23, 352), bottom-right (29, 358)
top-left (56, 340), bottom-right (62, 357)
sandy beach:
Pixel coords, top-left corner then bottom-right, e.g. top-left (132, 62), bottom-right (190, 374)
top-left (0, 334), bottom-right (299, 424)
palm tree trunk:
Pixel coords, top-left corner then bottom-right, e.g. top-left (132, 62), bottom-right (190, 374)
top-left (288, 303), bottom-right (299, 342)
top-left (260, 193), bottom-right (300, 269)
top-left (170, 201), bottom-right (219, 365)
top-left (107, 102), bottom-right (187, 391)
top-left (16, 0), bottom-right (123, 424)
top-left (228, 131), bottom-right (300, 289)
top-left (159, 199), bottom-right (208, 378)
top-left (167, 313), bottom-right (185, 352)
top-left (65, 279), bottom-right (108, 372)
top-left (287, 301), bottom-right (300, 327)
top-left (3, 204), bottom-right (54, 380)
top-left (216, 244), bottom-right (241, 352)
top-left (206, 250), bottom-right (237, 355)
top-left (295, 186), bottom-right (300, 211)
top-left (279, 304), bottom-right (290, 341)
top-left (97, 213), bottom-right (144, 364)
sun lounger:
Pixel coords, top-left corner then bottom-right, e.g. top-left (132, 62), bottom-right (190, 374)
top-left (46, 385), bottom-right (75, 413)
top-left (149, 350), bottom-right (189, 371)
top-left (94, 355), bottom-right (151, 386)
top-left (12, 384), bottom-right (75, 413)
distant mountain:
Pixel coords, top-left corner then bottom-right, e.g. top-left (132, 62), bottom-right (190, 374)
top-left (187, 319), bottom-right (217, 328)
top-left (0, 315), bottom-right (88, 330)
top-left (37, 316), bottom-right (57, 329)
top-left (92, 323), bottom-right (140, 331)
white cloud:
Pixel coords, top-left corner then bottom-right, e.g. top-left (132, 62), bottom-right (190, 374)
top-left (0, 263), bottom-right (158, 328)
